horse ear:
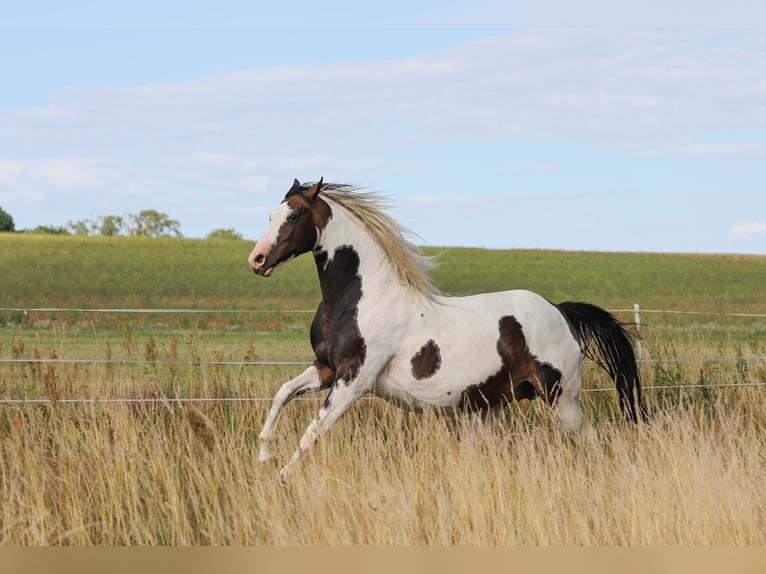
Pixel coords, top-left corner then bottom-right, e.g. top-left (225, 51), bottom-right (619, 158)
top-left (291, 178), bottom-right (301, 190)
top-left (305, 177), bottom-right (323, 200)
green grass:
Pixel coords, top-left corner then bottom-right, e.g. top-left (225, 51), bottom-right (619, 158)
top-left (0, 234), bottom-right (317, 309)
top-left (3, 234), bottom-right (766, 312)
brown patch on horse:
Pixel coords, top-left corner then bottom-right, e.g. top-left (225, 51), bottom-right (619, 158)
top-left (313, 359), bottom-right (336, 387)
top-left (411, 340), bottom-right (442, 380)
top-left (283, 186), bottom-right (332, 233)
top-left (310, 245), bottom-right (367, 387)
top-left (460, 315), bottom-right (562, 411)
top-left (461, 368), bottom-right (516, 410)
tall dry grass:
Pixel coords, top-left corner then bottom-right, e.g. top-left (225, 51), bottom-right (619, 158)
top-left (1, 385), bottom-right (764, 545)
top-left (2, 319), bottom-right (765, 545)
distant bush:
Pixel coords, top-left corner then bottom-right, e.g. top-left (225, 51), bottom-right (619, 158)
top-left (27, 225), bottom-right (71, 235)
top-left (206, 228), bottom-right (244, 240)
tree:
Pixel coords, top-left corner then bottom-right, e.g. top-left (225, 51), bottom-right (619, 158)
top-left (0, 206), bottom-right (14, 232)
top-left (67, 215), bottom-right (127, 236)
top-left (98, 215), bottom-right (126, 236)
top-left (67, 219), bottom-right (95, 235)
top-left (64, 210), bottom-right (182, 237)
top-left (30, 225), bottom-right (70, 235)
top-left (206, 228), bottom-right (244, 240)
top-left (127, 210), bottom-right (182, 237)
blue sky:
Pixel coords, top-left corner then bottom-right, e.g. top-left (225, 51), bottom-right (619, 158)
top-left (1, 1), bottom-right (765, 253)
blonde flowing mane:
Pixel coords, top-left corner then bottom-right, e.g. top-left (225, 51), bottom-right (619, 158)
top-left (319, 184), bottom-right (439, 299)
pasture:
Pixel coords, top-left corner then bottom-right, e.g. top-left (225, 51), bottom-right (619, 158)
top-left (1, 234), bottom-right (766, 544)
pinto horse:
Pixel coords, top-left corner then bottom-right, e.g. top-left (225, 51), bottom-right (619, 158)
top-left (249, 178), bottom-right (646, 477)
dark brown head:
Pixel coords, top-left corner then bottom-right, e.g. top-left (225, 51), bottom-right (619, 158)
top-left (248, 178), bottom-right (331, 277)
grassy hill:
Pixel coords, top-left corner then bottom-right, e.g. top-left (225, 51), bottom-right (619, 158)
top-left (2, 234), bottom-right (765, 315)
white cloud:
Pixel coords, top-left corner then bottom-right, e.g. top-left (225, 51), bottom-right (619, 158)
top-left (0, 189), bottom-right (45, 209)
top-left (521, 0), bottom-right (765, 30)
top-left (2, 29), bottom-right (764, 158)
top-left (730, 222), bottom-right (766, 241)
top-left (645, 144), bottom-right (766, 159)
top-left (0, 158), bottom-right (113, 204)
top-left (5, 0), bottom-right (762, 30)
top-left (173, 153), bottom-right (387, 195)
top-left (404, 196), bottom-right (442, 207)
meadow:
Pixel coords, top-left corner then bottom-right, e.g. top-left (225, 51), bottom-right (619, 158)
top-left (1, 234), bottom-right (765, 544)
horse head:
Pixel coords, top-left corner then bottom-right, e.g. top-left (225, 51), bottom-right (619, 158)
top-left (248, 178), bottom-right (332, 277)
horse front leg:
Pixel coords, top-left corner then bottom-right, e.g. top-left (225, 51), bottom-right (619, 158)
top-left (259, 365), bottom-right (327, 463)
top-left (279, 373), bottom-right (373, 480)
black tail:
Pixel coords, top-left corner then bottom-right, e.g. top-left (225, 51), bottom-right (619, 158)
top-left (557, 301), bottom-right (647, 423)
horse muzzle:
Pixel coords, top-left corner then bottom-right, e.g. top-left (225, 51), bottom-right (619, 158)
top-left (249, 251), bottom-right (275, 277)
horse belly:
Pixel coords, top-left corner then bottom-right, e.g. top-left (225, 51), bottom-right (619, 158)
top-left (374, 327), bottom-right (506, 411)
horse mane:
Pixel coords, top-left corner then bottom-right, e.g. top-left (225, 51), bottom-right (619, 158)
top-left (317, 183), bottom-right (440, 299)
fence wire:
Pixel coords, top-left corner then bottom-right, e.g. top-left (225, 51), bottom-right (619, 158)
top-left (3, 306), bottom-right (766, 318)
top-left (1, 356), bottom-right (764, 366)
top-left (0, 381), bottom-right (764, 406)
top-left (0, 358), bottom-right (312, 366)
top-left (2, 305), bottom-right (764, 405)
top-left (0, 307), bottom-right (314, 315)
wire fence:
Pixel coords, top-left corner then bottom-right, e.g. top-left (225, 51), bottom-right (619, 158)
top-left (2, 305), bottom-right (765, 406)
top-left (3, 306), bottom-right (766, 318)
top-left (0, 307), bottom-right (316, 315)
top-left (0, 382), bottom-right (765, 406)
top-left (1, 355), bottom-right (765, 367)
top-left (0, 358), bottom-right (312, 366)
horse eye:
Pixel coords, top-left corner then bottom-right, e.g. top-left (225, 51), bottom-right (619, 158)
top-left (287, 213), bottom-right (299, 223)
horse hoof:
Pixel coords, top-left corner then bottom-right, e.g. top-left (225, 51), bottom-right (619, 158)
top-left (278, 466), bottom-right (292, 485)
top-left (258, 446), bottom-right (275, 464)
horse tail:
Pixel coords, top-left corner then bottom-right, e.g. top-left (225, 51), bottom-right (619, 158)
top-left (557, 301), bottom-right (648, 423)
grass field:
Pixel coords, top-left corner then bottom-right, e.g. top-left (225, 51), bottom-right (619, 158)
top-left (1, 234), bottom-right (765, 544)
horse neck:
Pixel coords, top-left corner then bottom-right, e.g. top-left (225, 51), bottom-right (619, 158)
top-left (314, 205), bottom-right (401, 305)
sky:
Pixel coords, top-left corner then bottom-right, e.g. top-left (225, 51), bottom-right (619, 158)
top-left (1, 1), bottom-right (765, 254)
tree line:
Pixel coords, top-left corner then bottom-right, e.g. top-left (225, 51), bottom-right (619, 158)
top-left (0, 205), bottom-right (243, 240)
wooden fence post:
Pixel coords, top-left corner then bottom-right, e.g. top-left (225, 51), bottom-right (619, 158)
top-left (633, 303), bottom-right (643, 361)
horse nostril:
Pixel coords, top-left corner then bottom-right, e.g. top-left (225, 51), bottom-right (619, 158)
top-left (254, 254), bottom-right (265, 264)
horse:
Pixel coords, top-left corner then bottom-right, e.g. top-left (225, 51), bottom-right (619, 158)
top-left (248, 178), bottom-right (647, 477)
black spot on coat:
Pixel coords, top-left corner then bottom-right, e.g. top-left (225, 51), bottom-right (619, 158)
top-left (411, 340), bottom-right (442, 380)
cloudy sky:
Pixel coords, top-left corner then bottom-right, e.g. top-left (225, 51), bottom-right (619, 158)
top-left (1, 1), bottom-right (765, 253)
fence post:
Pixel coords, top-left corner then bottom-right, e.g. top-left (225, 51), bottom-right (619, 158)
top-left (633, 303), bottom-right (643, 361)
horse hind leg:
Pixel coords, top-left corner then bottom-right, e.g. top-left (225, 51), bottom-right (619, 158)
top-left (519, 372), bottom-right (583, 432)
top-left (523, 352), bottom-right (584, 432)
top-left (551, 370), bottom-right (585, 432)
top-left (497, 314), bottom-right (583, 432)
top-left (553, 391), bottom-right (584, 431)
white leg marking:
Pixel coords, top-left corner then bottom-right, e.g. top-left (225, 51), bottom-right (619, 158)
top-left (279, 377), bottom-right (372, 478)
top-left (553, 374), bottom-right (585, 432)
top-left (554, 396), bottom-right (585, 431)
top-left (259, 366), bottom-right (324, 463)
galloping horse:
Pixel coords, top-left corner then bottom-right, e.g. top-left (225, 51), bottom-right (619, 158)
top-left (249, 178), bottom-right (646, 477)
